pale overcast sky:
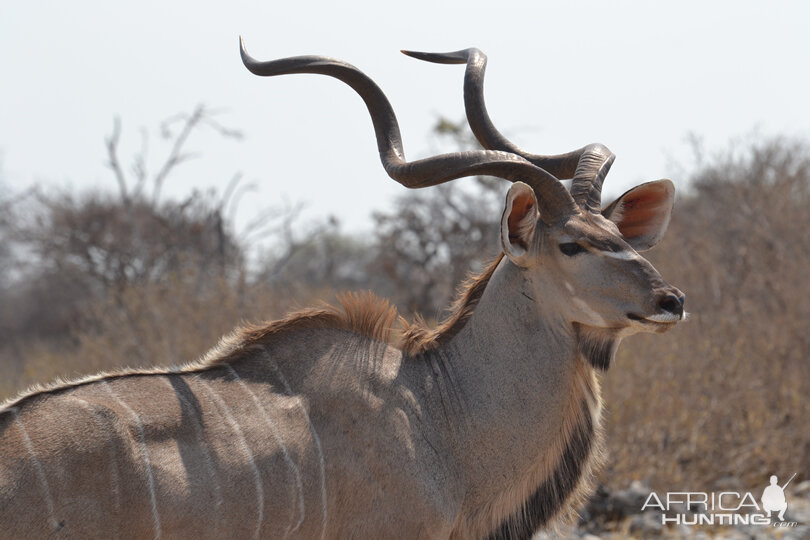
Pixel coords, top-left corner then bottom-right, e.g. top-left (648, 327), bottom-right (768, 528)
top-left (2, 1), bottom-right (809, 234)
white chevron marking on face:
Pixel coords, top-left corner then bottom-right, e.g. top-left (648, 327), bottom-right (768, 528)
top-left (599, 249), bottom-right (638, 260)
top-left (572, 297), bottom-right (607, 326)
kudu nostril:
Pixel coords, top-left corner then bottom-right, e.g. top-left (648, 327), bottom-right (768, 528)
top-left (659, 294), bottom-right (684, 316)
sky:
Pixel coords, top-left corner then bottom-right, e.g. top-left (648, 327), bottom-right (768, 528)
top-left (2, 1), bottom-right (809, 236)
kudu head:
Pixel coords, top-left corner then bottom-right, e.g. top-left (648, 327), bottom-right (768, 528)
top-left (240, 42), bottom-right (685, 365)
top-left (400, 48), bottom-right (685, 340)
top-left (500, 176), bottom-right (683, 335)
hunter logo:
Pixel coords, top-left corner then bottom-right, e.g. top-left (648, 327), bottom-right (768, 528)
top-left (761, 474), bottom-right (795, 521)
top-left (641, 474), bottom-right (799, 528)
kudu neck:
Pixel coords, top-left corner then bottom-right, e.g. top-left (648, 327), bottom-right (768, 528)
top-left (430, 257), bottom-right (600, 533)
top-left (448, 257), bottom-right (578, 376)
top-left (437, 257), bottom-right (584, 447)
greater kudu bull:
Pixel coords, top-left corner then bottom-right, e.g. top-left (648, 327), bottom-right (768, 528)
top-left (0, 44), bottom-right (685, 539)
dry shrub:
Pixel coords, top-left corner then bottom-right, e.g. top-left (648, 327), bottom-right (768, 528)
top-left (0, 274), bottom-right (330, 401)
top-left (602, 137), bottom-right (810, 490)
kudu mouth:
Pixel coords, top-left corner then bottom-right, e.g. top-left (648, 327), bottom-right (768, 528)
top-left (626, 291), bottom-right (686, 329)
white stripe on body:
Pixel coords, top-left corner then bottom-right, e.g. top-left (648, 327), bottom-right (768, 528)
top-left (265, 350), bottom-right (328, 540)
top-left (102, 382), bottom-right (162, 539)
top-left (11, 408), bottom-right (60, 531)
top-left (224, 364), bottom-right (306, 537)
top-left (197, 377), bottom-right (265, 540)
top-left (160, 377), bottom-right (224, 519)
top-left (74, 397), bottom-right (122, 539)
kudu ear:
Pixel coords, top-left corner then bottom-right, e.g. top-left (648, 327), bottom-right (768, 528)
top-left (501, 182), bottom-right (539, 266)
top-left (602, 179), bottom-right (675, 251)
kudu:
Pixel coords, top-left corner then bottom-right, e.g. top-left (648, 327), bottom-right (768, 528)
top-left (0, 43), bottom-right (685, 539)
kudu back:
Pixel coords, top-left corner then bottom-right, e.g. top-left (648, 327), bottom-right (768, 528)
top-left (0, 44), bottom-right (684, 539)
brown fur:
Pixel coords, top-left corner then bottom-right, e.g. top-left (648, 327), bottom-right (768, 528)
top-left (1, 259), bottom-right (502, 416)
top-left (400, 254), bottom-right (505, 355)
top-left (205, 254), bottom-right (505, 366)
top-left (198, 291), bottom-right (401, 368)
top-left (212, 291), bottom-right (400, 362)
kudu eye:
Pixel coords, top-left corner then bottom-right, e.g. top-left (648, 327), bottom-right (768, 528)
top-left (559, 242), bottom-right (586, 256)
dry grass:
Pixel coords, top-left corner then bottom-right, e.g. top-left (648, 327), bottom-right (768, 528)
top-left (0, 277), bottom-right (329, 402)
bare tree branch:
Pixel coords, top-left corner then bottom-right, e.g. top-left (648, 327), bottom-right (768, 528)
top-left (152, 105), bottom-right (205, 204)
top-left (219, 172), bottom-right (244, 214)
top-left (105, 117), bottom-right (129, 204)
top-left (132, 126), bottom-right (149, 199)
top-left (225, 181), bottom-right (258, 224)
